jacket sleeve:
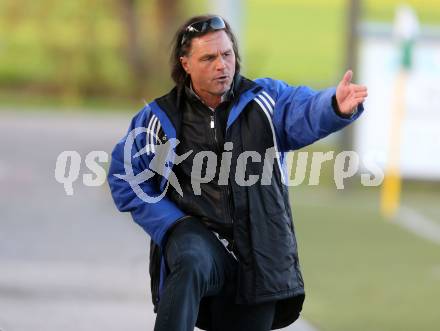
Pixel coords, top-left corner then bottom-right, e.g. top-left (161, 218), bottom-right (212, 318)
top-left (254, 77), bottom-right (364, 152)
top-left (107, 106), bottom-right (185, 248)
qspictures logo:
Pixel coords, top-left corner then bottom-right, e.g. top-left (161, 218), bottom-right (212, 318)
top-left (54, 126), bottom-right (384, 202)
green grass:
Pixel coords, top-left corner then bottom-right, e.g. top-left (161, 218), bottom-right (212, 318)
top-left (244, 0), bottom-right (345, 88)
top-left (291, 185), bottom-right (440, 331)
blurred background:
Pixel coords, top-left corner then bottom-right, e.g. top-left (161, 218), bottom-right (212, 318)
top-left (1, 0), bottom-right (439, 330)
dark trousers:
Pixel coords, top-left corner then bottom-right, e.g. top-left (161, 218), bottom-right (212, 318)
top-left (154, 217), bottom-right (276, 331)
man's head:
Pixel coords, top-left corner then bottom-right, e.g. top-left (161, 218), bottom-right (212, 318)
top-left (170, 15), bottom-right (241, 98)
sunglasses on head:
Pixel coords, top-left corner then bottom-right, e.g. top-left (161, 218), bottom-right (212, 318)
top-left (180, 16), bottom-right (226, 45)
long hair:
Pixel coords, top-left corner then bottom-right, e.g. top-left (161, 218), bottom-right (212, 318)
top-left (170, 15), bottom-right (241, 87)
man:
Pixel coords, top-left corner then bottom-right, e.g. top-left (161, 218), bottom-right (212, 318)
top-left (108, 15), bottom-right (367, 331)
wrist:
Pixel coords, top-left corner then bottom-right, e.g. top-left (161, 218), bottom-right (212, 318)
top-left (332, 94), bottom-right (356, 118)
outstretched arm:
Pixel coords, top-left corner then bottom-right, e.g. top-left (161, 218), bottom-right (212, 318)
top-left (255, 71), bottom-right (367, 151)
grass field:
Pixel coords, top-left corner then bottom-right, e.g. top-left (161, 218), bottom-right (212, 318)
top-left (291, 183), bottom-right (439, 331)
top-left (245, 0), bottom-right (346, 87)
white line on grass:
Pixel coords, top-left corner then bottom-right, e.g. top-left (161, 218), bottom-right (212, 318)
top-left (395, 206), bottom-right (440, 245)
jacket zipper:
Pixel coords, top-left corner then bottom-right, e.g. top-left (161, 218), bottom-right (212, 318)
top-left (210, 112), bottom-right (233, 227)
top-left (210, 114), bottom-right (218, 146)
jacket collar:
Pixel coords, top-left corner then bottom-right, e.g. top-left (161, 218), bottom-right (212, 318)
top-left (154, 73), bottom-right (259, 138)
top-left (185, 79), bottom-right (234, 107)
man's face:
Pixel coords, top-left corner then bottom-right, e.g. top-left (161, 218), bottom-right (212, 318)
top-left (180, 30), bottom-right (236, 97)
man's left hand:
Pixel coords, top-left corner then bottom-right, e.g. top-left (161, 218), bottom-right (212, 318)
top-left (336, 70), bottom-right (368, 115)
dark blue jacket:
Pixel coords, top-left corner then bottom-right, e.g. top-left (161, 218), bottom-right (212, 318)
top-left (107, 75), bottom-right (363, 329)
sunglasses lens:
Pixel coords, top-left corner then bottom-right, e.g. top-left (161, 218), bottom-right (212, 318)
top-left (209, 17), bottom-right (226, 30)
top-left (190, 21), bottom-right (204, 33)
top-left (181, 17), bottom-right (226, 45)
